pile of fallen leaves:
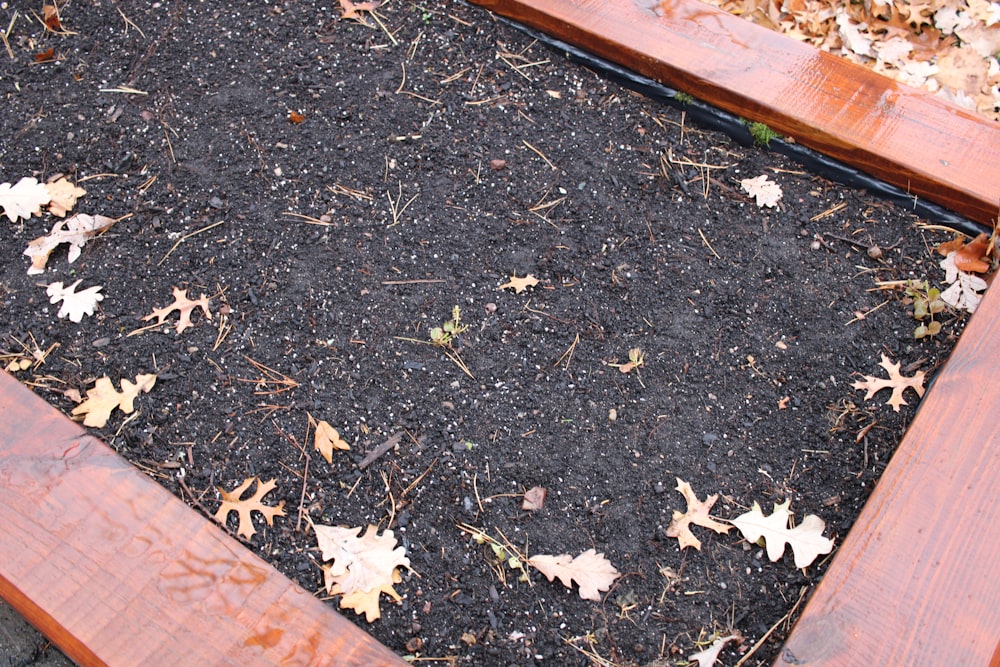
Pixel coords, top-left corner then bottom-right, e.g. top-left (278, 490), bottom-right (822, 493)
top-left (706, 0), bottom-right (1000, 121)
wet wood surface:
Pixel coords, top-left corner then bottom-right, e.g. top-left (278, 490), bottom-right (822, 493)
top-left (0, 371), bottom-right (406, 667)
top-left (469, 0), bottom-right (1000, 226)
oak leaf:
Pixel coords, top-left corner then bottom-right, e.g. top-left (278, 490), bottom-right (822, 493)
top-left (44, 177), bottom-right (87, 217)
top-left (740, 174), bottom-right (782, 208)
top-left (527, 549), bottom-right (620, 601)
top-left (71, 373), bottom-right (157, 427)
top-left (46, 280), bottom-right (104, 322)
top-left (310, 414), bottom-right (350, 463)
top-left (313, 522), bottom-right (410, 622)
top-left (689, 633), bottom-right (744, 667)
top-left (936, 232), bottom-right (991, 273)
top-left (731, 500), bottom-right (834, 568)
top-left (142, 286), bottom-right (212, 333)
top-left (23, 213), bottom-right (115, 274)
top-left (498, 273), bottom-right (539, 294)
top-left (0, 177), bottom-right (51, 223)
top-left (214, 477), bottom-right (287, 540)
top-left (665, 478), bottom-right (731, 550)
top-left (940, 252), bottom-right (988, 313)
top-left (339, 0), bottom-right (382, 20)
top-left (852, 353), bottom-right (925, 412)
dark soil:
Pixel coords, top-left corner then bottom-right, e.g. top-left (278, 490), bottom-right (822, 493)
top-left (0, 1), bottom-right (965, 665)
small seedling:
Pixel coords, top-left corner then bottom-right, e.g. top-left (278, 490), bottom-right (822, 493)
top-left (904, 280), bottom-right (945, 339)
top-left (747, 121), bottom-right (780, 148)
top-left (674, 91), bottom-right (694, 105)
top-left (429, 305), bottom-right (468, 348)
top-left (612, 347), bottom-right (645, 373)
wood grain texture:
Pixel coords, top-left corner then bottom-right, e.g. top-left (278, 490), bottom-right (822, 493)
top-left (775, 278), bottom-right (1000, 666)
top-left (469, 0), bottom-right (1000, 225)
top-left (0, 371), bottom-right (406, 667)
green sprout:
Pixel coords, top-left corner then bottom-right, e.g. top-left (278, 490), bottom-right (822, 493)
top-left (905, 279), bottom-right (945, 339)
top-left (747, 121), bottom-right (780, 148)
top-left (429, 305), bottom-right (468, 348)
top-left (674, 91), bottom-right (694, 105)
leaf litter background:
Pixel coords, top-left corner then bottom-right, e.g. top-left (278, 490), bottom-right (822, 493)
top-left (0, 1), bottom-right (974, 664)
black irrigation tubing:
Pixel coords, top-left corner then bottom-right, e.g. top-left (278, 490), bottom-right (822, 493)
top-left (492, 14), bottom-right (990, 238)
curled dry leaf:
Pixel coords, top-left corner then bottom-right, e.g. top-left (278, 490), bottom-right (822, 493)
top-left (527, 549), bottom-right (620, 601)
top-left (521, 485), bottom-right (547, 511)
top-left (214, 477), bottom-right (287, 540)
top-left (731, 500), bottom-right (834, 569)
top-left (937, 233), bottom-right (991, 273)
top-left (940, 252), bottom-right (988, 313)
top-left (71, 373), bottom-right (157, 428)
top-left (313, 522), bottom-right (410, 622)
top-left (852, 353), bottom-right (926, 412)
top-left (46, 280), bottom-right (104, 322)
top-left (0, 177), bottom-right (51, 223)
top-left (689, 633), bottom-right (744, 667)
top-left (311, 415), bottom-right (350, 464)
top-left (142, 286), bottom-right (212, 333)
top-left (498, 273), bottom-right (539, 294)
top-left (44, 177), bottom-right (87, 217)
top-left (339, 0), bottom-right (382, 20)
top-left (665, 478), bottom-right (731, 550)
top-left (740, 174), bottom-right (782, 208)
top-left (24, 213), bottom-right (115, 274)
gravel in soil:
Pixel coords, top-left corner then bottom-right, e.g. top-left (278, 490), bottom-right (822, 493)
top-left (0, 1), bottom-right (966, 665)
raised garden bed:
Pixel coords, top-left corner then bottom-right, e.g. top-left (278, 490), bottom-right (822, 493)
top-left (1, 1), bottom-right (998, 665)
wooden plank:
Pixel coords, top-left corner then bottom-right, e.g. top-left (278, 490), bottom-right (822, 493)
top-left (773, 279), bottom-right (1000, 665)
top-left (468, 0), bottom-right (1000, 226)
top-left (0, 371), bottom-right (406, 667)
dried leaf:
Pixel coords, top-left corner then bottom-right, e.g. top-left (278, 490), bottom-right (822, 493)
top-left (34, 47), bottom-right (56, 63)
top-left (339, 0), bottom-right (382, 20)
top-left (731, 500), bottom-right (834, 568)
top-left (71, 373), bottom-right (157, 427)
top-left (665, 478), bottom-right (731, 550)
top-left (288, 110), bottom-right (306, 124)
top-left (313, 522), bottom-right (410, 622)
top-left (142, 286), bottom-right (212, 333)
top-left (740, 174), bottom-right (782, 208)
top-left (311, 415), bottom-right (350, 463)
top-left (498, 273), bottom-right (539, 294)
top-left (42, 4), bottom-right (62, 31)
top-left (852, 353), bottom-right (926, 412)
top-left (23, 213), bottom-right (115, 274)
top-left (0, 177), bottom-right (51, 223)
top-left (939, 252), bottom-right (987, 313)
top-left (689, 633), bottom-right (744, 667)
top-left (948, 233), bottom-right (991, 273)
top-left (527, 549), bottom-right (620, 601)
top-left (214, 477), bottom-right (287, 540)
top-left (46, 280), bottom-right (103, 322)
top-left (522, 486), bottom-right (547, 511)
top-left (44, 177), bottom-right (87, 217)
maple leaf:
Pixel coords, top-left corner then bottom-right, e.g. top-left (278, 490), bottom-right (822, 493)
top-left (313, 522), bottom-right (410, 622)
top-left (731, 500), bottom-right (834, 568)
top-left (142, 286), bottom-right (212, 333)
top-left (852, 353), bottom-right (926, 412)
top-left (44, 177), bottom-right (87, 217)
top-left (740, 174), bottom-right (782, 208)
top-left (46, 280), bottom-right (104, 322)
top-left (527, 549), bottom-right (620, 601)
top-left (71, 373), bottom-right (157, 427)
top-left (214, 477), bottom-right (287, 540)
top-left (339, 0), bottom-right (382, 20)
top-left (689, 633), bottom-right (744, 667)
top-left (0, 177), bottom-right (51, 223)
top-left (665, 478), bottom-right (731, 550)
top-left (939, 252), bottom-right (988, 313)
top-left (310, 415), bottom-right (350, 464)
top-left (498, 273), bottom-right (540, 294)
top-left (23, 213), bottom-right (115, 274)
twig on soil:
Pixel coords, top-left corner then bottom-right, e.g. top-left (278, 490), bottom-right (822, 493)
top-left (386, 181), bottom-right (417, 227)
top-left (358, 431), bottom-right (404, 470)
top-left (238, 356), bottom-right (299, 394)
top-left (698, 228), bottom-right (721, 259)
top-left (381, 279), bottom-right (446, 285)
top-left (327, 182), bottom-right (373, 201)
top-left (1, 12), bottom-right (16, 60)
top-left (522, 140), bottom-right (557, 171)
top-left (157, 219), bottom-right (225, 266)
top-left (273, 419), bottom-right (311, 532)
top-left (845, 299), bottom-right (889, 325)
top-left (733, 585), bottom-right (808, 667)
top-left (809, 201), bottom-right (848, 221)
top-left (553, 333), bottom-right (580, 371)
top-left (283, 211), bottom-right (331, 226)
top-left (395, 62), bottom-right (441, 105)
top-left (116, 6), bottom-right (146, 38)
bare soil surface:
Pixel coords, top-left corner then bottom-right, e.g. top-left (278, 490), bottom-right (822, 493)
top-left (0, 1), bottom-right (965, 665)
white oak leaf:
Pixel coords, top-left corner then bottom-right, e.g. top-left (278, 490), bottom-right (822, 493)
top-left (939, 252), bottom-right (987, 313)
top-left (214, 477), bottom-right (286, 540)
top-left (852, 353), bottom-right (926, 412)
top-left (71, 373), bottom-right (157, 428)
top-left (731, 500), bottom-right (834, 568)
top-left (689, 634), bottom-right (743, 667)
top-left (740, 174), bottom-right (782, 208)
top-left (527, 549), bottom-right (620, 601)
top-left (44, 177), bottom-right (87, 217)
top-left (665, 478), bottom-right (731, 550)
top-left (24, 213), bottom-right (115, 274)
top-left (312, 417), bottom-right (350, 464)
top-left (142, 286), bottom-right (212, 333)
top-left (0, 177), bottom-right (51, 223)
top-left (46, 280), bottom-right (104, 322)
top-left (313, 523), bottom-right (409, 622)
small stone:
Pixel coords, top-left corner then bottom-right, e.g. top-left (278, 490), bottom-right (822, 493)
top-left (489, 159), bottom-right (507, 171)
top-left (608, 408), bottom-right (617, 422)
top-left (92, 337), bottom-right (111, 348)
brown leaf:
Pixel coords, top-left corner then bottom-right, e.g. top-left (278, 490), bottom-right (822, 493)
top-left (313, 522), bottom-right (410, 622)
top-left (339, 0), bottom-right (382, 20)
top-left (214, 477), bottom-right (287, 540)
top-left (311, 415), bottom-right (350, 464)
top-left (43, 5), bottom-right (62, 31)
top-left (142, 286), bottom-right (212, 333)
top-left (522, 486), bottom-right (547, 511)
top-left (23, 213), bottom-right (115, 275)
top-left (71, 373), bottom-right (157, 427)
top-left (498, 273), bottom-right (539, 294)
top-left (527, 549), bottom-right (620, 601)
top-left (44, 177), bottom-right (86, 217)
top-left (665, 478), bottom-right (731, 550)
top-left (852, 353), bottom-right (925, 412)
top-left (34, 47), bottom-right (56, 63)
top-left (288, 110), bottom-right (306, 124)
top-left (953, 233), bottom-right (991, 274)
